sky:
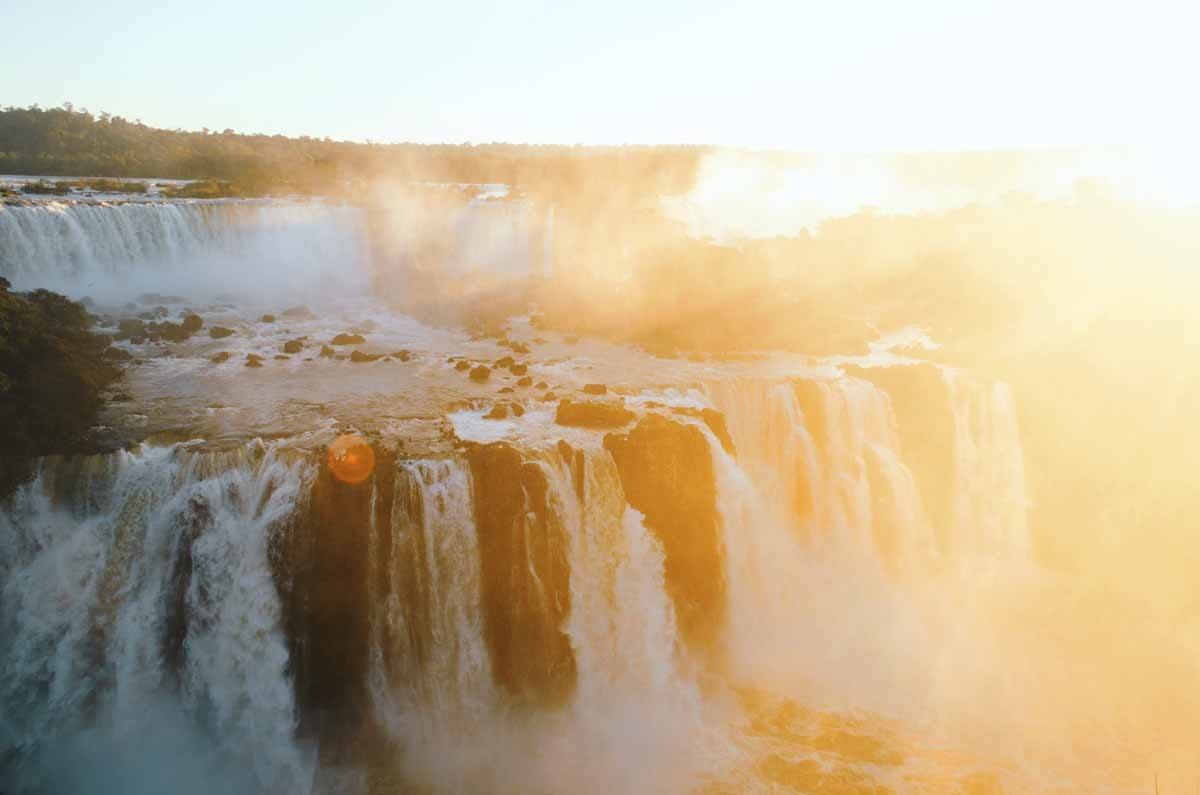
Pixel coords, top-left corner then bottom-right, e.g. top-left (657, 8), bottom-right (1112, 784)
top-left (2, 0), bottom-right (1198, 150)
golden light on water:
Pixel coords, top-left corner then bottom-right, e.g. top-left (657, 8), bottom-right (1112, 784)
top-left (326, 433), bottom-right (375, 484)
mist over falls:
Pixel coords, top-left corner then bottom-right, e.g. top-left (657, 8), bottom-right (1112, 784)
top-left (0, 191), bottom-right (1196, 794)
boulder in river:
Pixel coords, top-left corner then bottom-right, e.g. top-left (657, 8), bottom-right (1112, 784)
top-left (510, 363), bottom-right (528, 376)
top-left (583, 383), bottom-right (607, 396)
top-left (331, 333), bottom-right (366, 345)
top-left (211, 351), bottom-right (233, 364)
top-left (209, 326), bottom-right (235, 339)
top-left (245, 353), bottom-right (264, 368)
top-left (495, 356), bottom-right (515, 369)
top-left (350, 350), bottom-right (380, 363)
top-left (470, 365), bottom-right (492, 382)
top-left (260, 314), bottom-right (276, 323)
top-left (455, 360), bottom-right (472, 371)
top-left (181, 314), bottom-right (204, 333)
top-left (555, 398), bottom-right (634, 428)
top-left (485, 403), bottom-right (510, 419)
top-left (391, 350), bottom-right (412, 362)
top-left (283, 339), bottom-right (304, 354)
top-left (319, 345), bottom-right (335, 358)
top-left (517, 376), bottom-right (533, 387)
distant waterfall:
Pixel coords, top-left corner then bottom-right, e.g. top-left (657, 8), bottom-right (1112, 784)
top-left (0, 442), bottom-right (315, 794)
top-left (942, 369), bottom-right (1031, 565)
top-left (0, 201), bottom-right (371, 303)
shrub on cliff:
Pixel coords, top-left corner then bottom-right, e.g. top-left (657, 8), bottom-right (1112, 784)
top-left (0, 279), bottom-right (120, 495)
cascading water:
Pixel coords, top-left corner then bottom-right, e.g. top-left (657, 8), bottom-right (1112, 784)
top-left (942, 368), bottom-right (1032, 566)
top-left (367, 458), bottom-right (493, 742)
top-left (0, 201), bottom-right (372, 303)
top-left (0, 442), bottom-right (315, 794)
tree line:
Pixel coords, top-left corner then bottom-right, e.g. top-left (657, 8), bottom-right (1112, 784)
top-left (0, 104), bottom-right (705, 199)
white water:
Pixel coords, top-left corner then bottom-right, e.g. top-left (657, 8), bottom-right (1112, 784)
top-left (0, 442), bottom-right (315, 794)
top-left (0, 201), bottom-right (371, 304)
top-left (368, 458), bottom-right (493, 742)
top-left (705, 376), bottom-right (934, 572)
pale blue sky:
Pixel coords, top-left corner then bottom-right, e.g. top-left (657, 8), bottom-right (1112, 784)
top-left (3, 0), bottom-right (1197, 149)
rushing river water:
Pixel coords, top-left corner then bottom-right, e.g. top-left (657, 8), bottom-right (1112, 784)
top-left (0, 196), bottom-right (1161, 793)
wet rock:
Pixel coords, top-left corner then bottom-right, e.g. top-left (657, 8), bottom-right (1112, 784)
top-left (494, 356), bottom-right (515, 369)
top-left (509, 363), bottom-right (528, 376)
top-left (582, 383), bottom-right (607, 395)
top-left (485, 403), bottom-right (509, 419)
top-left (260, 314), bottom-right (276, 323)
top-left (350, 350), bottom-right (380, 363)
top-left (670, 406), bottom-right (737, 456)
top-left (555, 398), bottom-right (634, 428)
top-left (539, 391), bottom-right (557, 401)
top-left (470, 365), bottom-right (491, 382)
top-left (391, 349), bottom-right (412, 362)
top-left (109, 391), bottom-right (132, 402)
top-left (245, 353), bottom-right (264, 368)
top-left (331, 333), bottom-right (366, 345)
top-left (208, 326), bottom-right (235, 339)
top-left (274, 354), bottom-right (291, 361)
top-left (517, 376), bottom-right (533, 387)
top-left (181, 314), bottom-right (204, 333)
top-left (210, 351), bottom-right (233, 364)
top-left (319, 345), bottom-right (335, 358)
top-left (604, 415), bottom-right (725, 654)
top-left (155, 322), bottom-right (192, 343)
top-left (283, 339), bottom-right (304, 354)
top-left (511, 403), bottom-right (525, 417)
top-left (102, 346), bottom-right (132, 362)
top-left (455, 360), bottom-right (472, 371)
top-left (509, 342), bottom-right (531, 355)
top-left (464, 442), bottom-right (576, 704)
top-left (535, 381), bottom-right (548, 390)
top-left (498, 387), bottom-right (514, 394)
top-left (130, 336), bottom-right (146, 344)
top-left (116, 318), bottom-right (147, 339)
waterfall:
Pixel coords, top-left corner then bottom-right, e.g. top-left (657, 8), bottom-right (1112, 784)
top-left (705, 376), bottom-right (933, 571)
top-left (942, 368), bottom-right (1032, 566)
top-left (0, 442), bottom-right (315, 794)
top-left (0, 201), bottom-right (371, 304)
top-left (367, 458), bottom-right (493, 740)
top-left (536, 444), bottom-right (721, 794)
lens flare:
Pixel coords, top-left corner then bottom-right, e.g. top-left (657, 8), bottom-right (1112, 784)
top-left (326, 433), bottom-right (375, 484)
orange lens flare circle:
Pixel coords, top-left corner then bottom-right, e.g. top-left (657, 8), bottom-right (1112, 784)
top-left (326, 433), bottom-right (375, 484)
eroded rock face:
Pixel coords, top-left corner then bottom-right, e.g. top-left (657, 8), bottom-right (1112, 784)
top-left (273, 449), bottom-right (394, 751)
top-left (604, 415), bottom-right (726, 655)
top-left (465, 442), bottom-right (576, 705)
top-left (555, 398), bottom-right (634, 428)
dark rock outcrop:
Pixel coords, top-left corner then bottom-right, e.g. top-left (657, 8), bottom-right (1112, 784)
top-left (555, 398), bottom-right (634, 428)
top-left (465, 443), bottom-right (576, 705)
top-left (331, 333), bottom-right (366, 345)
top-left (604, 415), bottom-right (726, 654)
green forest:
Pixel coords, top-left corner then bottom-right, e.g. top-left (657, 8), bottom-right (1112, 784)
top-left (0, 104), bottom-right (704, 198)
